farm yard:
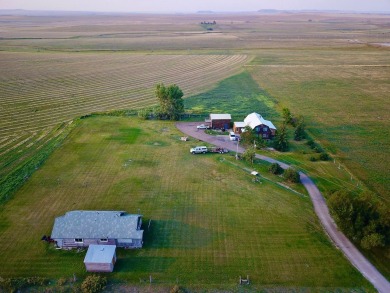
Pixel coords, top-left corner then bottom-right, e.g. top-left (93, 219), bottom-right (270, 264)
top-left (0, 116), bottom-right (373, 290)
top-left (0, 10), bottom-right (389, 291)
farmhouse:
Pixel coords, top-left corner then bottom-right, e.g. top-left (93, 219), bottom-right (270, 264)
top-left (84, 244), bottom-right (116, 272)
top-left (51, 210), bottom-right (143, 249)
top-left (244, 112), bottom-right (277, 139)
top-left (208, 113), bottom-right (231, 130)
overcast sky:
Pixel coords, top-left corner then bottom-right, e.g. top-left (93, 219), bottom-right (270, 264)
top-left (1, 0), bottom-right (390, 13)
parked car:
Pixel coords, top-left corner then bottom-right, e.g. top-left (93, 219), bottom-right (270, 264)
top-left (229, 131), bottom-right (237, 141)
top-left (190, 146), bottom-right (208, 154)
top-left (197, 124), bottom-right (209, 129)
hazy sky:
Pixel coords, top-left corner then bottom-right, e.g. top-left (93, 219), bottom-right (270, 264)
top-left (1, 0), bottom-right (390, 13)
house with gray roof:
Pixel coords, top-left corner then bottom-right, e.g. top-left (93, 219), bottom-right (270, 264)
top-left (51, 210), bottom-right (143, 249)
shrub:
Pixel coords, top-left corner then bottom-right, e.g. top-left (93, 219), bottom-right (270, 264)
top-left (81, 275), bottom-right (107, 293)
top-left (306, 139), bottom-right (315, 148)
top-left (137, 108), bottom-right (150, 120)
top-left (319, 152), bottom-right (330, 161)
top-left (57, 277), bottom-right (67, 286)
top-left (170, 285), bottom-right (186, 293)
top-left (284, 168), bottom-right (300, 183)
top-left (314, 146), bottom-right (323, 153)
top-left (268, 163), bottom-right (283, 175)
top-left (361, 233), bottom-right (385, 250)
top-left (0, 277), bottom-right (48, 292)
top-left (309, 156), bottom-right (317, 162)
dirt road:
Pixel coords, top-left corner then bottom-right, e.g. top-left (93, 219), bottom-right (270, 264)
top-left (176, 122), bottom-right (390, 293)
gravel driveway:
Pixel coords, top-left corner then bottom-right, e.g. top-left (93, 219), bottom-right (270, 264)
top-left (176, 121), bottom-right (390, 293)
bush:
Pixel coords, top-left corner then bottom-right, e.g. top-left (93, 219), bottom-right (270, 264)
top-left (309, 156), bottom-right (317, 162)
top-left (81, 275), bottom-right (107, 293)
top-left (0, 277), bottom-right (48, 292)
top-left (170, 285), bottom-right (186, 293)
top-left (137, 108), bottom-right (150, 120)
top-left (57, 277), bottom-right (67, 286)
top-left (306, 139), bottom-right (315, 148)
top-left (314, 146), bottom-right (323, 153)
top-left (319, 152), bottom-right (330, 161)
top-left (284, 168), bottom-right (300, 183)
top-left (268, 163), bottom-right (283, 175)
top-left (361, 233), bottom-right (385, 250)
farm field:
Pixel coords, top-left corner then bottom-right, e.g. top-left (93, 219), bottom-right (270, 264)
top-left (247, 48), bottom-right (390, 200)
top-left (0, 52), bottom-right (248, 202)
top-left (0, 116), bottom-right (373, 291)
top-left (0, 11), bottom-right (389, 289)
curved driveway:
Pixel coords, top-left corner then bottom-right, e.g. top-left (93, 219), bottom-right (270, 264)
top-left (176, 122), bottom-right (390, 293)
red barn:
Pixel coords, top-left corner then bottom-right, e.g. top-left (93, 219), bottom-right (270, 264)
top-left (209, 113), bottom-right (231, 130)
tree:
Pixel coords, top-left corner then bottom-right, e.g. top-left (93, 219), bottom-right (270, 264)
top-left (294, 115), bottom-right (305, 141)
top-left (155, 83), bottom-right (184, 120)
top-left (328, 190), bottom-right (390, 250)
top-left (273, 123), bottom-right (289, 152)
top-left (268, 162), bottom-right (283, 175)
top-left (284, 167), bottom-right (300, 183)
top-left (282, 107), bottom-right (292, 124)
top-left (240, 126), bottom-right (266, 149)
top-left (240, 126), bottom-right (256, 145)
top-left (242, 146), bottom-right (256, 165)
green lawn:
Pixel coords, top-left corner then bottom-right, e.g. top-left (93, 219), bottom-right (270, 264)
top-left (0, 116), bottom-right (372, 291)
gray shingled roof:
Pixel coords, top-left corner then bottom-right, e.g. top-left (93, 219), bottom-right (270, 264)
top-left (51, 210), bottom-right (143, 240)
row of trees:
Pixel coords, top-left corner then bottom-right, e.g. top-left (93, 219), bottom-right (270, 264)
top-left (329, 190), bottom-right (390, 250)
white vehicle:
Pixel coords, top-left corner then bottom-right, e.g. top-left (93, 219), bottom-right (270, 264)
top-left (190, 146), bottom-right (208, 154)
top-left (197, 124), bottom-right (209, 129)
top-left (229, 131), bottom-right (237, 141)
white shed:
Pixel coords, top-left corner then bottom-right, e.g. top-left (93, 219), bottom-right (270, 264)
top-left (84, 244), bottom-right (116, 272)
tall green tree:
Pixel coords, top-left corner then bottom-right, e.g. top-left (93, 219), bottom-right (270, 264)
top-left (274, 123), bottom-right (289, 152)
top-left (294, 115), bottom-right (305, 141)
top-left (282, 107), bottom-right (292, 125)
top-left (242, 146), bottom-right (256, 165)
top-left (155, 83), bottom-right (184, 120)
top-left (240, 126), bottom-right (266, 149)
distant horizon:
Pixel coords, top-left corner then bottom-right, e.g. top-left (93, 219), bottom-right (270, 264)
top-left (1, 0), bottom-right (390, 14)
top-left (1, 8), bottom-right (390, 15)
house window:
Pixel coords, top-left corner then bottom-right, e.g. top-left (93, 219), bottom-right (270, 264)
top-left (100, 238), bottom-right (108, 242)
top-left (263, 134), bottom-right (268, 138)
top-left (75, 238), bottom-right (83, 243)
top-left (263, 127), bottom-right (268, 132)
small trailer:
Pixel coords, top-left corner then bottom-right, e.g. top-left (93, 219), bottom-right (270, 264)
top-left (208, 147), bottom-right (229, 154)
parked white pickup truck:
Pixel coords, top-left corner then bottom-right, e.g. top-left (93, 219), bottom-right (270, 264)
top-left (190, 146), bottom-right (208, 154)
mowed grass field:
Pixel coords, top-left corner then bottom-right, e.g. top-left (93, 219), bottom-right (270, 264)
top-left (247, 48), bottom-right (390, 199)
top-left (0, 116), bottom-right (372, 290)
top-left (0, 52), bottom-right (248, 202)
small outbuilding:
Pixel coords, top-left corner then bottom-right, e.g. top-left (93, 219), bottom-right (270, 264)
top-left (233, 121), bottom-right (246, 134)
top-left (209, 113), bottom-right (231, 130)
top-left (84, 244), bottom-right (116, 273)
